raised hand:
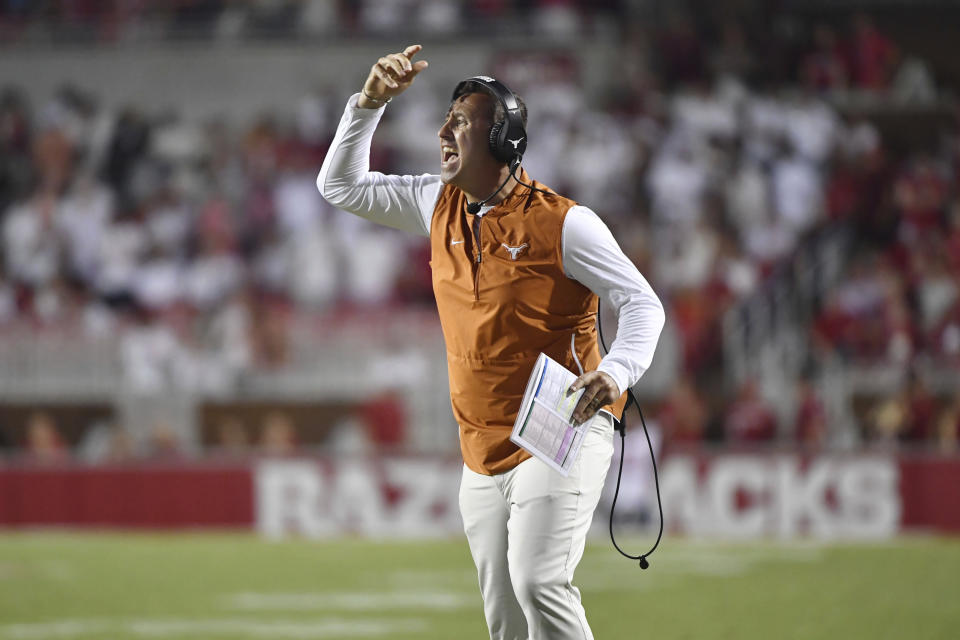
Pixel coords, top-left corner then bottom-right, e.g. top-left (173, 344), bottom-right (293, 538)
top-left (359, 44), bottom-right (429, 108)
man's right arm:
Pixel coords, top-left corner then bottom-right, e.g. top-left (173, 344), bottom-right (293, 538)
top-left (317, 44), bottom-right (439, 238)
top-left (317, 94), bottom-right (440, 237)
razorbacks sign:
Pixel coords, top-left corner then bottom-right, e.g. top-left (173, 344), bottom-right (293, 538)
top-left (254, 454), bottom-right (903, 539)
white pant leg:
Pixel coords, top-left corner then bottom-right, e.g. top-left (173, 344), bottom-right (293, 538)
top-left (460, 463), bottom-right (529, 640)
top-left (503, 412), bottom-right (614, 640)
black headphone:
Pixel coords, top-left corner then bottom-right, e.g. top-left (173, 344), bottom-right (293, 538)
top-left (452, 75), bottom-right (527, 166)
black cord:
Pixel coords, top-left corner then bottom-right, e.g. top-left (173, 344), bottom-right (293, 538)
top-left (510, 161), bottom-right (556, 200)
top-left (466, 168), bottom-right (517, 214)
top-left (598, 302), bottom-right (664, 570)
top-left (512, 157), bottom-right (664, 567)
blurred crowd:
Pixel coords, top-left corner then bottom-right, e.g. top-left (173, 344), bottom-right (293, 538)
top-left (8, 1), bottom-right (694, 43)
top-left (1, 3), bottom-right (959, 462)
top-left (6, 389), bottom-right (408, 464)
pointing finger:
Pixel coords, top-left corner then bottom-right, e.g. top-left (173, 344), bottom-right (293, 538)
top-left (410, 60), bottom-right (429, 76)
top-left (403, 44), bottom-right (423, 59)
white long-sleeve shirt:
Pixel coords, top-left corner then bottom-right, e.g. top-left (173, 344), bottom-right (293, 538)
top-left (318, 94), bottom-right (665, 395)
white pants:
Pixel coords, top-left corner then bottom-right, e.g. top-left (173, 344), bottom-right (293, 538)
top-left (459, 412), bottom-right (615, 640)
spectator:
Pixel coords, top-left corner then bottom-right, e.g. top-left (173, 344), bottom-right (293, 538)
top-left (900, 372), bottom-right (936, 443)
top-left (3, 187), bottom-right (61, 295)
top-left (79, 421), bottom-right (136, 464)
top-left (711, 19), bottom-right (756, 80)
top-left (843, 13), bottom-right (899, 91)
top-left (793, 373), bottom-right (827, 447)
top-left (0, 87), bottom-right (33, 213)
top-left (724, 378), bottom-right (777, 443)
top-left (24, 411), bottom-right (69, 464)
top-left (935, 395), bottom-right (959, 453)
top-left (259, 410), bottom-right (297, 455)
top-left (359, 391), bottom-right (407, 450)
top-left (771, 139), bottom-right (825, 236)
top-left (656, 11), bottom-right (705, 87)
top-left (101, 107), bottom-right (151, 209)
top-left (865, 393), bottom-right (907, 446)
top-left (119, 305), bottom-right (187, 393)
top-left (214, 416), bottom-right (250, 457)
top-left (56, 168), bottom-right (114, 283)
top-left (802, 24), bottom-right (848, 92)
top-left (191, 289), bottom-right (254, 394)
top-left (893, 154), bottom-right (950, 245)
top-left (145, 420), bottom-right (185, 460)
top-left (657, 375), bottom-right (708, 447)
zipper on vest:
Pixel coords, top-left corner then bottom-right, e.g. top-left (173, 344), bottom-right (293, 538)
top-left (471, 215), bottom-right (483, 264)
top-left (471, 215), bottom-right (483, 299)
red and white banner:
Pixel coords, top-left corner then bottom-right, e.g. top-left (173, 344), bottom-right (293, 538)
top-left (2, 453), bottom-right (958, 538)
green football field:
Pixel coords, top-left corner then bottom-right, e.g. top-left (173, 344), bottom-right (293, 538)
top-left (0, 532), bottom-right (957, 639)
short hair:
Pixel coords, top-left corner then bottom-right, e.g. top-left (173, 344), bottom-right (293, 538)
top-left (451, 80), bottom-right (528, 129)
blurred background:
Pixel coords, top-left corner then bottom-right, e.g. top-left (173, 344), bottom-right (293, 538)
top-left (0, 0), bottom-right (959, 538)
top-left (2, 2), bottom-right (960, 639)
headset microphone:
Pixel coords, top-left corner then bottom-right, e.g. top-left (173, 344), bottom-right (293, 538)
top-left (465, 158), bottom-right (519, 214)
top-left (454, 76), bottom-right (529, 215)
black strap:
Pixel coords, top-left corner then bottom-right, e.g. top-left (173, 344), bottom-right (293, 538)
top-left (598, 302), bottom-right (664, 569)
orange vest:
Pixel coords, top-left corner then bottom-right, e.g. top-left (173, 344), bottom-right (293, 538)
top-left (430, 171), bottom-right (627, 475)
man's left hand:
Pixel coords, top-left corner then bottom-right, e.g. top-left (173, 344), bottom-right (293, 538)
top-left (568, 371), bottom-right (620, 425)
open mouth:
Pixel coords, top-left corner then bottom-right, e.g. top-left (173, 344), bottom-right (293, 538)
top-left (442, 146), bottom-right (459, 163)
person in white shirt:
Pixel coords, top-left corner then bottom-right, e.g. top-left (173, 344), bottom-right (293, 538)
top-left (318, 44), bottom-right (664, 640)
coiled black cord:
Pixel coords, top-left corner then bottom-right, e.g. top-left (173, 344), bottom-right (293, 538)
top-left (598, 303), bottom-right (664, 569)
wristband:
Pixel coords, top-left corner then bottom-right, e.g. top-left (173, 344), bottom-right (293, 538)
top-left (361, 88), bottom-right (392, 105)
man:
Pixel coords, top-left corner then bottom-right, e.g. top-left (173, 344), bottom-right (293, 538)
top-left (318, 44), bottom-right (664, 640)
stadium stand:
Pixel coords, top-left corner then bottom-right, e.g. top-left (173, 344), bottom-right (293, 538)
top-left (0, 0), bottom-right (958, 464)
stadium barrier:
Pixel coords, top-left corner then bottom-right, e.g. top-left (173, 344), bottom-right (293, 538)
top-left (1, 452), bottom-right (958, 538)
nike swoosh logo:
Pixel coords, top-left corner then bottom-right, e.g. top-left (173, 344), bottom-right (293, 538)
top-left (450, 240), bottom-right (464, 246)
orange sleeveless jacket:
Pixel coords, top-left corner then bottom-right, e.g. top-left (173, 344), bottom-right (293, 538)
top-left (430, 171), bottom-right (627, 475)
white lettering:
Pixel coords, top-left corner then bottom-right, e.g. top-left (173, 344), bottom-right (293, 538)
top-left (837, 458), bottom-right (900, 538)
top-left (327, 462), bottom-right (387, 535)
top-left (256, 461), bottom-right (331, 538)
top-left (256, 459), bottom-right (463, 539)
top-left (386, 460), bottom-right (462, 536)
top-left (709, 457), bottom-right (768, 538)
top-left (775, 458), bottom-right (834, 538)
top-left (660, 457), bottom-right (703, 534)
top-left (651, 455), bottom-right (901, 540)
top-left (256, 455), bottom-right (901, 540)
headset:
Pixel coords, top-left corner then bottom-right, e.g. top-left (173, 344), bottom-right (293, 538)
top-left (452, 75), bottom-right (528, 166)
top-left (453, 75), bottom-right (664, 569)
top-left (452, 76), bottom-right (545, 214)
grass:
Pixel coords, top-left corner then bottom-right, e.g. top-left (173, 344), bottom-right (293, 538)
top-left (0, 533), bottom-right (957, 639)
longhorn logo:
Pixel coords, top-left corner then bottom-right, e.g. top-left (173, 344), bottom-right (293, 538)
top-left (507, 137), bottom-right (525, 150)
top-left (501, 242), bottom-right (529, 260)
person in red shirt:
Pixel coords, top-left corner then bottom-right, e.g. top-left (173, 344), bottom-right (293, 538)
top-left (724, 378), bottom-right (777, 444)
